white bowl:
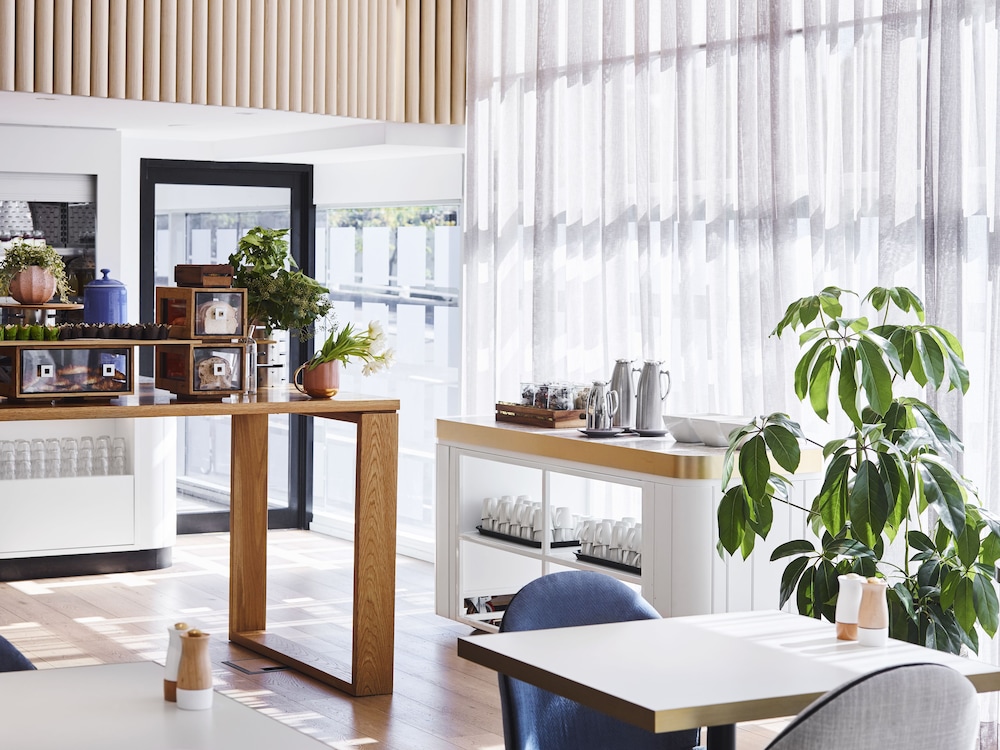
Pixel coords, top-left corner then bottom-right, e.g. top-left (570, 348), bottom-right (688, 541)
top-left (662, 414), bottom-right (701, 443)
top-left (688, 415), bottom-right (752, 447)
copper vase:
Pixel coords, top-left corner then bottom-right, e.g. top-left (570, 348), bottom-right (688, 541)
top-left (294, 360), bottom-right (340, 398)
top-left (9, 267), bottom-right (57, 304)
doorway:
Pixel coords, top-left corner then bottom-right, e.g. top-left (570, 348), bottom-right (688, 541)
top-left (139, 159), bottom-right (315, 534)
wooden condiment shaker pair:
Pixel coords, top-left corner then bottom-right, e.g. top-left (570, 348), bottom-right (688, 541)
top-left (163, 621), bottom-right (213, 709)
top-left (836, 574), bottom-right (888, 646)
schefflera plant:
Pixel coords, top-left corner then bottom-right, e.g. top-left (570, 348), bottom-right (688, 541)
top-left (717, 286), bottom-right (1000, 654)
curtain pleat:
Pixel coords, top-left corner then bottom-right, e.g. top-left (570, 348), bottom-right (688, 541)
top-left (175, 0), bottom-right (192, 103)
top-left (124, 0), bottom-right (143, 99)
top-left (33, 0), bottom-right (52, 94)
top-left (0, 0), bottom-right (14, 91)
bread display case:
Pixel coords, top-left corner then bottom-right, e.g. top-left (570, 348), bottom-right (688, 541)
top-left (155, 287), bottom-right (247, 339)
top-left (0, 342), bottom-right (133, 400)
top-left (154, 342), bottom-right (246, 397)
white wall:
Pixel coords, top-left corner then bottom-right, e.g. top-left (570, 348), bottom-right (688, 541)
top-left (313, 153), bottom-right (464, 206)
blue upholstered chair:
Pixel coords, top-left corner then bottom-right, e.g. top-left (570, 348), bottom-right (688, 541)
top-left (497, 570), bottom-right (701, 750)
top-left (0, 633), bottom-right (34, 672)
top-left (765, 662), bottom-right (978, 750)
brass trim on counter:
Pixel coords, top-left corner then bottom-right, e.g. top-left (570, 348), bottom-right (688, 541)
top-left (437, 417), bottom-right (824, 481)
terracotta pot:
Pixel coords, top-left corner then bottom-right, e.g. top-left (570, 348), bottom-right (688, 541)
top-left (8, 266), bottom-right (57, 304)
top-left (294, 359), bottom-right (340, 398)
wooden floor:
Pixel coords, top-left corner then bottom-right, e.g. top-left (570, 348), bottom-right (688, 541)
top-left (0, 530), bottom-right (785, 749)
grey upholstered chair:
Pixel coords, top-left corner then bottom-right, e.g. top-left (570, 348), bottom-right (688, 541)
top-left (0, 633), bottom-right (34, 672)
top-left (765, 662), bottom-right (978, 750)
top-left (497, 570), bottom-right (700, 750)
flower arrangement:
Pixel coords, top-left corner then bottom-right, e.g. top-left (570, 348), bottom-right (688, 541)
top-left (307, 320), bottom-right (395, 375)
top-left (228, 226), bottom-right (332, 338)
top-left (0, 239), bottom-right (72, 301)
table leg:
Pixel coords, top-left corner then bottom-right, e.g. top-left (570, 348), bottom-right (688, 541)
top-left (229, 412), bottom-right (269, 636)
top-left (707, 724), bottom-right (736, 750)
top-left (351, 411), bottom-right (398, 696)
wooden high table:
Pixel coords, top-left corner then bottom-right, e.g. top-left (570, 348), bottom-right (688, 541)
top-left (0, 384), bottom-right (400, 697)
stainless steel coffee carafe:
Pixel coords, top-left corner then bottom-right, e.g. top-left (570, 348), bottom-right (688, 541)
top-left (633, 360), bottom-right (671, 431)
top-left (586, 380), bottom-right (620, 430)
top-left (609, 359), bottom-right (635, 429)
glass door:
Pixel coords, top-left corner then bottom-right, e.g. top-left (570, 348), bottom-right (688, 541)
top-left (139, 160), bottom-right (315, 534)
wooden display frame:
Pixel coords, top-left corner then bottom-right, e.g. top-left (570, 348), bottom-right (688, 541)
top-left (495, 401), bottom-right (587, 429)
top-left (155, 287), bottom-right (248, 340)
top-left (0, 342), bottom-right (134, 400)
top-left (154, 342), bottom-right (247, 398)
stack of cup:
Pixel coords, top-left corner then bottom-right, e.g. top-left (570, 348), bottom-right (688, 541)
top-left (579, 517), bottom-right (641, 570)
top-left (0, 441), bottom-right (14, 480)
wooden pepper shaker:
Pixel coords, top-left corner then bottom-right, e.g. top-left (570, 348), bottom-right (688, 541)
top-left (857, 577), bottom-right (889, 647)
top-left (176, 629), bottom-right (213, 710)
top-left (163, 621), bottom-right (190, 702)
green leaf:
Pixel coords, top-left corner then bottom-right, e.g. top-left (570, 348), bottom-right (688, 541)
top-left (717, 486), bottom-right (746, 556)
top-left (794, 338), bottom-right (827, 403)
top-left (859, 330), bottom-right (904, 377)
top-left (818, 288), bottom-right (845, 319)
top-left (917, 459), bottom-right (966, 537)
top-left (762, 425), bottom-right (800, 474)
top-left (825, 538), bottom-right (875, 557)
top-left (915, 331), bottom-right (946, 389)
top-left (957, 524), bottom-right (981, 569)
top-left (980, 534), bottom-right (1000, 568)
top-left (864, 286), bottom-right (888, 311)
top-left (738, 435), bottom-right (770, 502)
top-left (771, 540), bottom-right (816, 561)
top-left (808, 345), bottom-right (837, 421)
top-left (796, 566), bottom-right (816, 617)
top-left (902, 398), bottom-right (963, 455)
top-left (856, 338), bottom-right (893, 416)
top-left (940, 568), bottom-right (961, 610)
top-left (973, 573), bottom-right (1000, 637)
top-left (849, 459), bottom-right (891, 547)
top-left (779, 556), bottom-right (811, 607)
top-left (954, 576), bottom-right (976, 632)
top-left (816, 453), bottom-right (851, 534)
top-left (837, 347), bottom-right (862, 428)
top-left (890, 582), bottom-right (916, 622)
top-left (740, 523), bottom-right (756, 559)
top-left (907, 530), bottom-right (936, 553)
top-left (748, 494), bottom-right (774, 539)
top-left (928, 326), bottom-right (970, 394)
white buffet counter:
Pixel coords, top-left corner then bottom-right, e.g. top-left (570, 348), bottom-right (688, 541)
top-left (435, 416), bottom-right (823, 631)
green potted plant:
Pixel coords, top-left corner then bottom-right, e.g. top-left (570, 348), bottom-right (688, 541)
top-left (228, 226), bottom-right (332, 338)
top-left (0, 239), bottom-right (72, 304)
top-left (717, 286), bottom-right (1000, 654)
top-left (293, 321), bottom-right (395, 398)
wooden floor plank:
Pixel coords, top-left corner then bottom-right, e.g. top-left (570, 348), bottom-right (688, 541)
top-left (0, 530), bottom-right (779, 748)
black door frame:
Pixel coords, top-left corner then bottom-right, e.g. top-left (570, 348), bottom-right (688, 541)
top-left (138, 158), bottom-right (315, 534)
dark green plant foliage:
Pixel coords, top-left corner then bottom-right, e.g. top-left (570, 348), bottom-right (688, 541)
top-left (718, 286), bottom-right (1000, 655)
top-left (228, 227), bottom-right (332, 338)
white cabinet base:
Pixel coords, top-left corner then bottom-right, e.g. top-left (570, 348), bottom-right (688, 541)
top-left (436, 417), bottom-right (821, 631)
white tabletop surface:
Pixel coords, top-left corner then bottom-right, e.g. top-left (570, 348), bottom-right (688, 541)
top-left (458, 609), bottom-right (1000, 734)
top-left (0, 661), bottom-right (328, 749)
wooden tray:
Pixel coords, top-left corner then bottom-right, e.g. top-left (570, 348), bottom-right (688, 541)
top-left (495, 402), bottom-right (586, 429)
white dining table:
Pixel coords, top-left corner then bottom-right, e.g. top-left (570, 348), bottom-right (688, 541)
top-left (0, 661), bottom-right (329, 748)
top-left (457, 609), bottom-right (1000, 750)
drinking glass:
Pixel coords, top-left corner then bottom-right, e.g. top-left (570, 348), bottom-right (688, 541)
top-left (14, 440), bottom-right (30, 479)
top-left (0, 446), bottom-right (14, 481)
top-left (78, 446), bottom-right (93, 476)
top-left (112, 437), bottom-right (126, 457)
top-left (109, 454), bottom-right (126, 476)
top-left (80, 436), bottom-right (94, 453)
top-left (96, 435), bottom-right (112, 454)
top-left (62, 447), bottom-right (78, 477)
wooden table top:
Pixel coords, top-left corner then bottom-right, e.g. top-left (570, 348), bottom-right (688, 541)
top-left (0, 382), bottom-right (400, 422)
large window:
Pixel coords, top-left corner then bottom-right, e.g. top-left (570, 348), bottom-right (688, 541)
top-left (310, 206), bottom-right (461, 561)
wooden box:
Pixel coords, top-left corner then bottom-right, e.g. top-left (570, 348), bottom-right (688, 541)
top-left (155, 343), bottom-right (247, 397)
top-left (0, 343), bottom-right (133, 400)
top-left (156, 287), bottom-right (247, 340)
top-left (174, 264), bottom-right (234, 288)
top-left (495, 402), bottom-right (587, 429)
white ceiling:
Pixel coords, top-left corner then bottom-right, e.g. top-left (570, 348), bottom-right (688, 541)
top-left (0, 90), bottom-right (466, 162)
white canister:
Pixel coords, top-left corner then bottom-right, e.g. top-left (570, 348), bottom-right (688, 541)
top-left (835, 573), bottom-right (865, 641)
top-left (163, 621), bottom-right (191, 702)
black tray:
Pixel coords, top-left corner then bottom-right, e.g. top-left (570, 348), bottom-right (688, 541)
top-left (476, 525), bottom-right (580, 549)
top-left (575, 552), bottom-right (641, 575)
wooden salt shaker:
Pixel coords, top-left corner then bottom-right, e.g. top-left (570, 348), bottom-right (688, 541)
top-left (176, 629), bottom-right (213, 710)
top-left (835, 573), bottom-right (864, 641)
top-left (857, 577), bottom-right (889, 647)
top-left (163, 621), bottom-right (190, 702)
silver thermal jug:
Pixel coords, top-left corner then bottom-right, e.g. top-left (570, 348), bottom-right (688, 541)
top-left (586, 380), bottom-right (620, 431)
top-left (84, 268), bottom-right (127, 324)
top-left (633, 360), bottom-right (671, 431)
top-left (609, 359), bottom-right (635, 429)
